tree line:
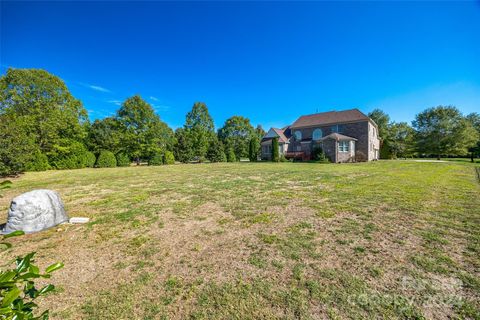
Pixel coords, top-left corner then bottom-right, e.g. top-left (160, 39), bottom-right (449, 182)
top-left (368, 108), bottom-right (479, 160)
top-left (1, 68), bottom-right (479, 176)
top-left (0, 68), bottom-right (265, 176)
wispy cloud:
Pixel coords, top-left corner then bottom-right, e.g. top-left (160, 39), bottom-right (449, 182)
top-left (79, 82), bottom-right (111, 93)
top-left (107, 100), bottom-right (122, 106)
top-left (149, 96), bottom-right (159, 102)
top-left (152, 104), bottom-right (170, 112)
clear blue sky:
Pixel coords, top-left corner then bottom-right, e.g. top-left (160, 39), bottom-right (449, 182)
top-left (1, 1), bottom-right (479, 129)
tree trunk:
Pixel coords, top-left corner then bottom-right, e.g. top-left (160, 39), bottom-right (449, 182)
top-left (471, 152), bottom-right (474, 163)
top-left (136, 157), bottom-right (140, 165)
top-left (437, 155), bottom-right (441, 160)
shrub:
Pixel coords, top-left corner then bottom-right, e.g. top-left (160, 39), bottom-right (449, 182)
top-left (116, 153), bottom-right (131, 167)
top-left (148, 153), bottom-right (164, 166)
top-left (96, 150), bottom-right (117, 168)
top-left (24, 150), bottom-right (50, 172)
top-left (207, 139), bottom-right (226, 163)
top-left (48, 140), bottom-right (90, 170)
top-left (312, 145), bottom-right (328, 162)
top-left (226, 147), bottom-right (236, 162)
top-left (248, 137), bottom-right (260, 162)
top-left (163, 151), bottom-right (175, 165)
top-left (0, 231), bottom-right (64, 319)
top-left (85, 152), bottom-right (96, 168)
top-left (271, 137), bottom-right (279, 162)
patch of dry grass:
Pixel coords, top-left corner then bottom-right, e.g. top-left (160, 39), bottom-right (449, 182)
top-left (0, 161), bottom-right (479, 319)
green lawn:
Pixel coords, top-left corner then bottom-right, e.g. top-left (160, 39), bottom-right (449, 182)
top-left (1, 161), bottom-right (479, 319)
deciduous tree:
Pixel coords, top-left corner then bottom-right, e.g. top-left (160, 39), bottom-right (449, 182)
top-left (218, 116), bottom-right (255, 160)
top-left (412, 106), bottom-right (478, 159)
top-left (117, 95), bottom-right (174, 164)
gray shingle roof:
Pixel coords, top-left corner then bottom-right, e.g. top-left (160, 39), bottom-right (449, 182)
top-left (320, 133), bottom-right (358, 141)
top-left (291, 109), bottom-right (370, 128)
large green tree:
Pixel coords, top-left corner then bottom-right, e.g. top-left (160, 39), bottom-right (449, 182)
top-left (177, 102), bottom-right (215, 161)
top-left (218, 116), bottom-right (255, 160)
top-left (174, 128), bottom-right (194, 163)
top-left (117, 95), bottom-right (174, 164)
top-left (0, 68), bottom-right (88, 155)
top-left (388, 122), bottom-right (415, 158)
top-left (466, 112), bottom-right (480, 161)
top-left (255, 125), bottom-right (266, 140)
top-left (412, 106), bottom-right (478, 159)
top-left (87, 117), bottom-right (124, 154)
top-left (206, 136), bottom-right (227, 163)
top-left (0, 114), bottom-right (39, 176)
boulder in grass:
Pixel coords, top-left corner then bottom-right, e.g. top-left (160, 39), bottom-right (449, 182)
top-left (1, 189), bottom-right (69, 234)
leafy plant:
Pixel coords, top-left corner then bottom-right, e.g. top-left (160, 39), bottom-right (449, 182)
top-left (148, 153), bottom-right (163, 166)
top-left (115, 153), bottom-right (131, 167)
top-left (85, 152), bottom-right (97, 168)
top-left (163, 151), bottom-right (175, 165)
top-left (96, 151), bottom-right (117, 168)
top-left (0, 231), bottom-right (64, 319)
top-left (271, 137), bottom-right (279, 162)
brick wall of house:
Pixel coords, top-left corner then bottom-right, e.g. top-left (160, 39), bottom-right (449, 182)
top-left (290, 121), bottom-right (371, 161)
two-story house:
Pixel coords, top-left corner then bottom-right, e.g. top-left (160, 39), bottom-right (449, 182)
top-left (261, 109), bottom-right (380, 162)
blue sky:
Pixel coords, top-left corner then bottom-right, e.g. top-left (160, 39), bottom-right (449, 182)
top-left (1, 1), bottom-right (479, 130)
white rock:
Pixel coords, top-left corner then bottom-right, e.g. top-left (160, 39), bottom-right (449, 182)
top-left (1, 189), bottom-right (68, 234)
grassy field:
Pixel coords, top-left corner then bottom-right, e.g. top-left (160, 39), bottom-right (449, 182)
top-left (1, 161), bottom-right (479, 319)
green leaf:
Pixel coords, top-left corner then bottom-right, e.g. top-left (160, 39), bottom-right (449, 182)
top-left (16, 252), bottom-right (35, 273)
top-left (45, 262), bottom-right (64, 274)
top-left (0, 271), bottom-right (16, 282)
top-left (38, 284), bottom-right (55, 295)
top-left (3, 231), bottom-right (25, 239)
top-left (0, 242), bottom-right (13, 251)
top-left (29, 264), bottom-right (40, 275)
top-left (17, 273), bottom-right (42, 280)
top-left (1, 286), bottom-right (21, 307)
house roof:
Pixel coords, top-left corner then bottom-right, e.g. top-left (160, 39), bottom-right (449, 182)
top-left (262, 127), bottom-right (291, 143)
top-left (320, 133), bottom-right (358, 141)
top-left (272, 128), bottom-right (289, 143)
top-left (290, 109), bottom-right (371, 128)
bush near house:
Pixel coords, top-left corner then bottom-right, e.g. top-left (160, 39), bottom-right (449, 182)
top-left (163, 151), bottom-right (175, 165)
top-left (312, 146), bottom-right (328, 162)
top-left (116, 153), bottom-right (131, 167)
top-left (96, 151), bottom-right (117, 168)
top-left (271, 137), bottom-right (279, 162)
top-left (226, 147), bottom-right (236, 162)
top-left (149, 153), bottom-right (164, 166)
top-left (85, 152), bottom-right (97, 168)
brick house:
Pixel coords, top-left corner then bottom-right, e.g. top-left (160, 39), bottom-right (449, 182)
top-left (261, 109), bottom-right (380, 162)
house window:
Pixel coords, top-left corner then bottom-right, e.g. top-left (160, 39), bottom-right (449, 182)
top-left (332, 124), bottom-right (344, 133)
top-left (312, 128), bottom-right (323, 140)
top-left (294, 130), bottom-right (302, 141)
top-left (339, 141), bottom-right (350, 152)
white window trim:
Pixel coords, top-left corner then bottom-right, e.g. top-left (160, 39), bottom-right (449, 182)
top-left (338, 140), bottom-right (350, 152)
top-left (294, 130), bottom-right (302, 140)
top-left (312, 128), bottom-right (323, 140)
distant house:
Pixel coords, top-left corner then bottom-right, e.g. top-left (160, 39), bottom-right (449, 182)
top-left (261, 109), bottom-right (380, 162)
